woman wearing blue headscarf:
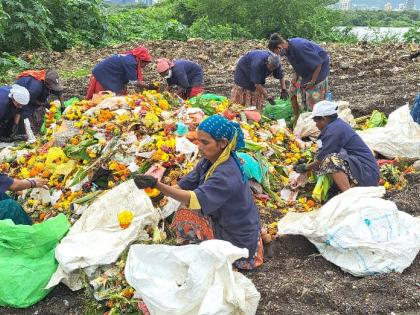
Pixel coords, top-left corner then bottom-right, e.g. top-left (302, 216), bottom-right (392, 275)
top-left (134, 115), bottom-right (263, 270)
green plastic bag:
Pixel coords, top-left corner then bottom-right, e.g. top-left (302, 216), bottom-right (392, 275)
top-left (188, 93), bottom-right (227, 115)
top-left (263, 98), bottom-right (293, 121)
top-left (312, 175), bottom-right (332, 202)
top-left (190, 93), bottom-right (227, 103)
top-left (367, 110), bottom-right (388, 128)
top-left (0, 214), bottom-right (69, 308)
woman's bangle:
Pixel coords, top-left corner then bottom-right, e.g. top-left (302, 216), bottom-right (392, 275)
top-left (27, 179), bottom-right (36, 188)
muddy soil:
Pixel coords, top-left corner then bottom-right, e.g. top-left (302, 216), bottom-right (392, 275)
top-left (1, 41), bottom-right (419, 315)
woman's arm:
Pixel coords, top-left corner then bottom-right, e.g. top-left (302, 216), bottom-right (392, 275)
top-left (9, 178), bottom-right (48, 191)
top-left (309, 64), bottom-right (322, 86)
top-left (156, 181), bottom-right (190, 205)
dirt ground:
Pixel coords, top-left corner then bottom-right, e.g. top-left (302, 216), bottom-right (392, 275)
top-left (1, 41), bottom-right (419, 315)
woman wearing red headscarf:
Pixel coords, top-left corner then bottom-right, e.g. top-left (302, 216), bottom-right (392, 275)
top-left (86, 47), bottom-right (152, 99)
top-left (156, 58), bottom-right (204, 99)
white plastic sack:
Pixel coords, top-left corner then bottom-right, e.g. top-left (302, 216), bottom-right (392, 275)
top-left (125, 240), bottom-right (260, 315)
top-left (277, 187), bottom-right (420, 277)
top-left (358, 105), bottom-right (420, 159)
top-left (293, 101), bottom-right (355, 139)
top-left (47, 180), bottom-right (160, 290)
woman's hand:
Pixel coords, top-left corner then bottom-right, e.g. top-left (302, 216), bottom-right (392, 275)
top-left (32, 178), bottom-right (49, 189)
top-left (134, 175), bottom-right (158, 189)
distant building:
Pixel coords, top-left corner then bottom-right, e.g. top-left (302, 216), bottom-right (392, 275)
top-left (384, 2), bottom-right (393, 11)
top-left (406, 0), bottom-right (415, 9)
top-left (339, 0), bottom-right (351, 10)
top-left (398, 3), bottom-right (407, 10)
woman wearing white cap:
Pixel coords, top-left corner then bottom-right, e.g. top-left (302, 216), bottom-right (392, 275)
top-left (293, 101), bottom-right (379, 197)
top-left (0, 84), bottom-right (30, 139)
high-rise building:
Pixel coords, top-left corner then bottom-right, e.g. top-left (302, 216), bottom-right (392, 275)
top-left (339, 0), bottom-right (351, 10)
top-left (398, 3), bottom-right (407, 10)
top-left (406, 0), bottom-right (415, 10)
top-left (384, 2), bottom-right (393, 11)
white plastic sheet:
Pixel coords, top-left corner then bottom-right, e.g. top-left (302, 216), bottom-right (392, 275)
top-left (125, 240), bottom-right (261, 315)
top-left (358, 105), bottom-right (420, 159)
top-left (47, 180), bottom-right (160, 290)
top-left (277, 187), bottom-right (420, 276)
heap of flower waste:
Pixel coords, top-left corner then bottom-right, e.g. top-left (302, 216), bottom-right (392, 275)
top-left (0, 90), bottom-right (413, 314)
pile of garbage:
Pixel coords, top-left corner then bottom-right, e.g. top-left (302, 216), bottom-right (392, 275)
top-left (0, 91), bottom-right (418, 313)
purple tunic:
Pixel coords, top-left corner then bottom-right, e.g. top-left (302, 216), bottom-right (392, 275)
top-left (92, 54), bottom-right (138, 93)
top-left (234, 50), bottom-right (284, 91)
top-left (285, 38), bottom-right (330, 86)
top-left (317, 118), bottom-right (379, 186)
top-left (178, 156), bottom-right (261, 257)
top-left (167, 60), bottom-right (204, 89)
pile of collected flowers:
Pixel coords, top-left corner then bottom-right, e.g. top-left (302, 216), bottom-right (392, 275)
top-left (0, 91), bottom-right (414, 313)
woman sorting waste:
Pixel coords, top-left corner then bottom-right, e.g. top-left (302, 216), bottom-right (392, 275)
top-left (134, 115), bottom-right (263, 270)
top-left (0, 174), bottom-right (48, 225)
top-left (156, 58), bottom-right (204, 99)
top-left (15, 69), bottom-right (64, 133)
top-left (86, 46), bottom-right (152, 99)
top-left (231, 50), bottom-right (287, 111)
top-left (292, 101), bottom-right (379, 197)
top-left (0, 84), bottom-right (30, 141)
top-left (269, 34), bottom-right (330, 121)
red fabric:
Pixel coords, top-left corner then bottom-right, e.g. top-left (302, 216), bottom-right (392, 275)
top-left (171, 208), bottom-right (263, 270)
top-left (120, 46), bottom-right (152, 82)
top-left (85, 75), bottom-right (104, 99)
top-left (16, 69), bottom-right (46, 81)
top-left (188, 86), bottom-right (204, 98)
top-left (171, 209), bottom-right (214, 242)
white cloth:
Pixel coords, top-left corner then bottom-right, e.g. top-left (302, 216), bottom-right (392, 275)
top-left (9, 84), bottom-right (30, 105)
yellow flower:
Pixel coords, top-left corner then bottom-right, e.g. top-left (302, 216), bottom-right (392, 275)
top-left (144, 112), bottom-right (159, 128)
top-left (20, 168), bottom-right (30, 179)
top-left (17, 156), bottom-right (26, 165)
top-left (118, 209), bottom-right (134, 229)
top-left (158, 99), bottom-right (170, 110)
top-left (383, 181), bottom-right (391, 190)
top-left (145, 187), bottom-right (160, 197)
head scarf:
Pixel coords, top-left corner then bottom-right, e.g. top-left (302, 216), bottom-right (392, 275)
top-left (156, 58), bottom-right (175, 74)
top-left (267, 52), bottom-right (280, 68)
top-left (9, 84), bottom-right (30, 105)
top-left (198, 115), bottom-right (246, 181)
top-left (121, 46), bottom-right (152, 82)
top-left (17, 69), bottom-right (46, 81)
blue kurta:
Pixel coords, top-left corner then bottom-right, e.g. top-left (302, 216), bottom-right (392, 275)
top-left (316, 118), bottom-right (379, 186)
top-left (0, 86), bottom-right (18, 123)
top-left (15, 76), bottom-right (50, 119)
top-left (92, 54), bottom-right (138, 93)
top-left (167, 60), bottom-right (204, 89)
top-left (285, 38), bottom-right (330, 86)
top-left (0, 174), bottom-right (13, 193)
top-left (234, 50), bottom-right (284, 91)
top-left (178, 156), bottom-right (261, 257)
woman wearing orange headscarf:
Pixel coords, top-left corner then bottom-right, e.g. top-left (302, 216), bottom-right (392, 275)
top-left (86, 46), bottom-right (152, 99)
